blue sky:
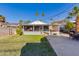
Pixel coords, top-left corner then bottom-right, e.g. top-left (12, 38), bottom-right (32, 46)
top-left (0, 3), bottom-right (77, 23)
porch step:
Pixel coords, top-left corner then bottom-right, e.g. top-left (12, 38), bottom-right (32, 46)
top-left (23, 31), bottom-right (42, 35)
top-left (23, 31), bottom-right (50, 35)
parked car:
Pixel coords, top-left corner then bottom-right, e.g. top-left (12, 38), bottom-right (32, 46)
top-left (60, 27), bottom-right (69, 33)
top-left (69, 28), bottom-right (79, 40)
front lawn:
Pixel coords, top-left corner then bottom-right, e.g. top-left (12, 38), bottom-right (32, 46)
top-left (0, 35), bottom-right (57, 56)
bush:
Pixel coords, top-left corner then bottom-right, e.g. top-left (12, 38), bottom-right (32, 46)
top-left (16, 28), bottom-right (23, 35)
top-left (65, 21), bottom-right (74, 32)
top-left (16, 20), bottom-right (23, 36)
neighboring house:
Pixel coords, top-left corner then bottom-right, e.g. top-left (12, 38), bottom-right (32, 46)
top-left (51, 20), bottom-right (67, 34)
top-left (49, 23), bottom-right (60, 35)
top-left (7, 23), bottom-right (19, 34)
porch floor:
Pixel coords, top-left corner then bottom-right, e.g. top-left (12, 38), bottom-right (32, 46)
top-left (23, 31), bottom-right (49, 35)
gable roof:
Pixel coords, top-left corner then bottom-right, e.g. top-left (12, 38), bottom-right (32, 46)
top-left (23, 20), bottom-right (48, 25)
top-left (52, 20), bottom-right (66, 25)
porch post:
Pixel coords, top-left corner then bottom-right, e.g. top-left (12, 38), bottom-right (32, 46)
top-left (23, 25), bottom-right (24, 31)
top-left (33, 25), bottom-right (34, 32)
top-left (42, 25), bottom-right (44, 31)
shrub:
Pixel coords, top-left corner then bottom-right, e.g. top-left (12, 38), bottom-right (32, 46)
top-left (16, 27), bottom-right (23, 36)
top-left (16, 20), bottom-right (23, 36)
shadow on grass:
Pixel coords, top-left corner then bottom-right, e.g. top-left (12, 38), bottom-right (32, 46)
top-left (20, 37), bottom-right (57, 56)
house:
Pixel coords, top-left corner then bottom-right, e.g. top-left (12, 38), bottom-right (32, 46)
top-left (22, 20), bottom-right (61, 35)
top-left (22, 20), bottom-right (49, 35)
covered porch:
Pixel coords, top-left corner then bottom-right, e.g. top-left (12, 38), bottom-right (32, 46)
top-left (22, 25), bottom-right (49, 35)
top-left (23, 25), bottom-right (49, 32)
top-left (22, 20), bottom-right (49, 35)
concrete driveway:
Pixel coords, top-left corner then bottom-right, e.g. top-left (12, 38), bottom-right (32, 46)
top-left (46, 35), bottom-right (79, 56)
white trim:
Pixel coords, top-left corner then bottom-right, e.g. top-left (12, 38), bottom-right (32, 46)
top-left (29, 20), bottom-right (48, 25)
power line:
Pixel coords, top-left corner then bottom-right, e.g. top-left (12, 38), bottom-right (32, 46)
top-left (43, 4), bottom-right (77, 21)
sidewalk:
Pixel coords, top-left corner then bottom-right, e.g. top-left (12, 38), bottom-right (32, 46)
top-left (59, 33), bottom-right (69, 37)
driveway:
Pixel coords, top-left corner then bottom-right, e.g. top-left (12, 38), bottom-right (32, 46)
top-left (46, 35), bottom-right (79, 56)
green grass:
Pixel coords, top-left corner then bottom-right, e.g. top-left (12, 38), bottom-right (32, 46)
top-left (0, 35), bottom-right (57, 56)
top-left (0, 35), bottom-right (43, 43)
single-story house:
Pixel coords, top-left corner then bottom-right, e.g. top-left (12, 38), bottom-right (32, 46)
top-left (22, 20), bottom-right (50, 35)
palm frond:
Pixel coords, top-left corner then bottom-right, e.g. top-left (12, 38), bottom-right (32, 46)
top-left (69, 12), bottom-right (74, 16)
top-left (73, 6), bottom-right (79, 11)
top-left (66, 16), bottom-right (72, 19)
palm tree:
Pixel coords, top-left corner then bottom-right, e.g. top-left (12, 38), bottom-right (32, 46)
top-left (18, 20), bottom-right (23, 29)
top-left (42, 11), bottom-right (45, 16)
top-left (35, 11), bottom-right (39, 16)
top-left (19, 20), bottom-right (23, 24)
top-left (25, 20), bottom-right (31, 24)
top-left (67, 6), bottom-right (79, 32)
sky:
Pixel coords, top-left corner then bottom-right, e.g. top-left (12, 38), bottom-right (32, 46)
top-left (0, 3), bottom-right (77, 23)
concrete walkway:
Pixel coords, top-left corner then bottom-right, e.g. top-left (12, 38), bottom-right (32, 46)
top-left (46, 35), bottom-right (79, 56)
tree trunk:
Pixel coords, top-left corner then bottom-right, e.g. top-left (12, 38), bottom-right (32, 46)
top-left (76, 16), bottom-right (79, 32)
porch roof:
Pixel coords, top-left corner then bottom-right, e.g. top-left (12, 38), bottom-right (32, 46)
top-left (23, 20), bottom-right (49, 25)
